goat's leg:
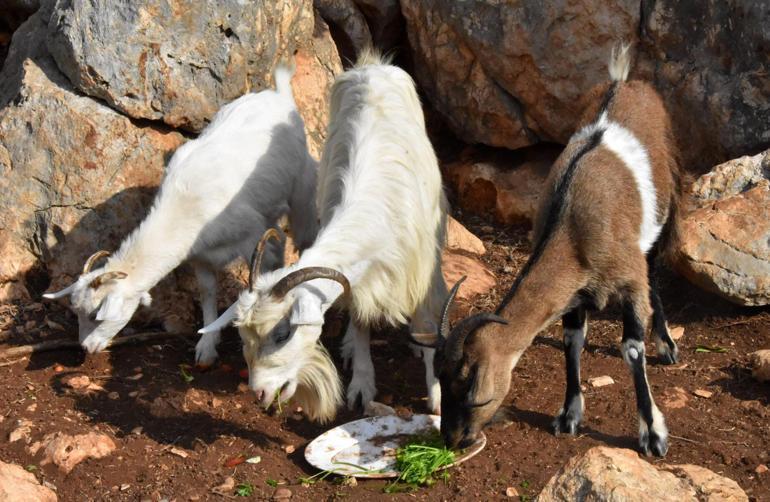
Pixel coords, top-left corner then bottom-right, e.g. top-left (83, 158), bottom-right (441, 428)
top-left (410, 305), bottom-right (441, 415)
top-left (346, 322), bottom-right (376, 410)
top-left (194, 264), bottom-right (220, 366)
top-left (647, 253), bottom-right (678, 364)
top-left (621, 287), bottom-right (669, 457)
top-left (340, 319), bottom-right (353, 371)
top-left (553, 306), bottom-right (586, 435)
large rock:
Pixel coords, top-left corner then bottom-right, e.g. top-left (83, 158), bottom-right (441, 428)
top-left (0, 6), bottom-right (185, 301)
top-left (292, 12), bottom-right (343, 159)
top-left (401, 0), bottom-right (769, 168)
top-left (0, 460), bottom-right (57, 502)
top-left (676, 151), bottom-right (770, 306)
top-left (443, 146), bottom-right (555, 226)
top-left (538, 447), bottom-right (747, 501)
top-left (750, 350), bottom-right (770, 382)
top-left (315, 0), bottom-right (372, 64)
top-left (46, 0), bottom-right (314, 132)
top-left (401, 0), bottom-right (640, 150)
top-left (441, 217), bottom-right (494, 301)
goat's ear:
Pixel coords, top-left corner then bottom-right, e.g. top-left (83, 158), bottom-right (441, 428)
top-left (290, 290), bottom-right (324, 326)
top-left (140, 292), bottom-right (152, 307)
top-left (96, 294), bottom-right (125, 322)
top-left (410, 332), bottom-right (441, 348)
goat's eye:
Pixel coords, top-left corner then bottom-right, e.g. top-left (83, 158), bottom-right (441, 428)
top-left (271, 319), bottom-right (291, 345)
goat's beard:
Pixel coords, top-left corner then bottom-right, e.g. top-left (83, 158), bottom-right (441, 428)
top-left (292, 342), bottom-right (343, 423)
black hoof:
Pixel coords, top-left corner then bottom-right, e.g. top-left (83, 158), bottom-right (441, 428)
top-left (640, 430), bottom-right (669, 457)
top-left (552, 412), bottom-right (581, 436)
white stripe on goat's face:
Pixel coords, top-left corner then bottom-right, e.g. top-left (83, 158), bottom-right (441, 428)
top-left (235, 285), bottom-right (342, 423)
top-left (600, 122), bottom-right (663, 252)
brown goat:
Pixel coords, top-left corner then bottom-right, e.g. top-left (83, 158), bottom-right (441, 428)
top-left (415, 45), bottom-right (680, 457)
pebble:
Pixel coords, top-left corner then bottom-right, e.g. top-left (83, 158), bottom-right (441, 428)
top-left (756, 464), bottom-right (768, 474)
top-left (341, 476), bottom-right (357, 487)
top-left (169, 447), bottom-right (189, 458)
top-left (273, 487), bottom-right (292, 500)
top-left (505, 486), bottom-right (519, 497)
top-left (237, 383), bottom-right (249, 393)
top-left (108, 392), bottom-right (120, 400)
top-left (693, 389), bottom-right (713, 399)
top-left (588, 375), bottom-right (615, 388)
top-left (283, 444), bottom-right (295, 454)
top-left (669, 325), bottom-right (685, 340)
top-left (131, 426), bottom-right (143, 435)
top-left (120, 484), bottom-right (130, 491)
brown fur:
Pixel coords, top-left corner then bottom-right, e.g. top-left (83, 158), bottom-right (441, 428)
top-left (438, 71), bottom-right (682, 450)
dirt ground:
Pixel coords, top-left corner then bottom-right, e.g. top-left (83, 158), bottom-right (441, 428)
top-left (0, 215), bottom-right (768, 501)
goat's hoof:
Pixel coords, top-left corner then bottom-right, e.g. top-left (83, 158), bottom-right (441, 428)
top-left (640, 430), bottom-right (668, 457)
top-left (81, 336), bottom-right (111, 354)
top-left (346, 377), bottom-right (376, 411)
top-left (657, 347), bottom-right (679, 365)
top-left (194, 348), bottom-right (219, 367)
top-left (552, 412), bottom-right (581, 436)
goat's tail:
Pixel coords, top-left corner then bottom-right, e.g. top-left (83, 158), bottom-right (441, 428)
top-left (274, 60), bottom-right (295, 96)
top-left (608, 42), bottom-right (631, 82)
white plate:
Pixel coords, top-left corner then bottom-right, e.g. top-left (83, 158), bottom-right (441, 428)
top-left (304, 414), bottom-right (486, 478)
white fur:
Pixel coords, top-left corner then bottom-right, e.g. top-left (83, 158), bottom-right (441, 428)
top-left (44, 65), bottom-right (319, 361)
top-left (609, 43), bottom-right (631, 82)
top-left (601, 123), bottom-right (662, 252)
top-left (208, 53), bottom-right (448, 422)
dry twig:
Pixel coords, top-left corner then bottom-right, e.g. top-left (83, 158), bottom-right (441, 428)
top-left (0, 332), bottom-right (196, 359)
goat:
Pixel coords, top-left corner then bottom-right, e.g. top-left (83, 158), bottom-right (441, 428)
top-left (415, 45), bottom-right (680, 457)
top-left (200, 50), bottom-right (448, 423)
top-left (43, 65), bottom-right (319, 365)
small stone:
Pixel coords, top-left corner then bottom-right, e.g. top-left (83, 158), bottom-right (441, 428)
top-left (341, 476), bottom-right (357, 487)
top-left (693, 389), bottom-right (713, 399)
top-left (756, 464), bottom-right (768, 474)
top-left (505, 486), bottom-right (519, 497)
top-left (120, 483), bottom-right (130, 491)
top-left (128, 391), bottom-right (139, 398)
top-left (749, 350), bottom-right (770, 382)
top-left (126, 373), bottom-right (143, 381)
top-left (64, 375), bottom-right (91, 390)
top-left (8, 419), bottom-right (33, 443)
top-left (364, 401), bottom-right (396, 417)
top-left (169, 447), bottom-right (189, 458)
top-left (669, 325), bottom-right (685, 340)
top-left (245, 456), bottom-right (261, 464)
top-left (237, 383), bottom-right (250, 393)
top-left (661, 387), bottom-right (689, 410)
top-left (131, 426), bottom-right (143, 435)
top-left (26, 403), bottom-right (37, 412)
top-left (273, 487), bottom-right (292, 500)
top-left (588, 376), bottom-right (615, 388)
top-left (107, 392), bottom-right (119, 400)
top-left (212, 477), bottom-right (235, 495)
top-left (211, 397), bottom-right (223, 408)
top-left (45, 318), bottom-right (65, 331)
top-left (53, 365), bottom-right (64, 373)
top-left (283, 444), bottom-right (295, 454)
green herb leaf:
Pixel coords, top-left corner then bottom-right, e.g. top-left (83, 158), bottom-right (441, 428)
top-left (265, 479), bottom-right (279, 488)
top-left (234, 483), bottom-right (254, 497)
top-left (385, 430), bottom-right (456, 491)
top-left (179, 364), bottom-right (194, 383)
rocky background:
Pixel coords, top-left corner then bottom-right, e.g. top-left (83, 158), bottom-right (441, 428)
top-left (0, 0), bottom-right (768, 319)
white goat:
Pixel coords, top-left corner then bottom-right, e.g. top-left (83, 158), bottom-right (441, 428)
top-left (201, 50), bottom-right (448, 422)
top-left (43, 65), bottom-right (319, 365)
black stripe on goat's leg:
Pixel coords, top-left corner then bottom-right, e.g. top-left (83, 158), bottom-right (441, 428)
top-left (553, 306), bottom-right (587, 436)
top-left (647, 252), bottom-right (679, 364)
top-left (621, 295), bottom-right (669, 457)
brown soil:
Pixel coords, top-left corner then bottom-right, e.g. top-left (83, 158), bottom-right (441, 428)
top-left (1, 217), bottom-right (768, 501)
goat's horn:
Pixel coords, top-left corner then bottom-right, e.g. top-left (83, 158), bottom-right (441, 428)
top-left (445, 313), bottom-right (508, 362)
top-left (89, 271), bottom-right (127, 289)
top-left (439, 276), bottom-right (466, 340)
top-left (82, 250), bottom-right (110, 274)
top-left (271, 267), bottom-right (350, 300)
top-left (250, 228), bottom-right (282, 292)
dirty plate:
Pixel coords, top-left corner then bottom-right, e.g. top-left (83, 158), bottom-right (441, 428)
top-left (304, 414), bottom-right (486, 478)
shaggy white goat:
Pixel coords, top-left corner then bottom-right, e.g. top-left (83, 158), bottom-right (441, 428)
top-left (201, 51), bottom-right (448, 422)
top-left (43, 65), bottom-right (319, 365)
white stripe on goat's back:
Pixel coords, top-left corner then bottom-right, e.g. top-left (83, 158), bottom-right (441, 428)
top-left (601, 122), bottom-right (662, 253)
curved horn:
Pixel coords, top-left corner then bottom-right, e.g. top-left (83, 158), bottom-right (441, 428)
top-left (440, 276), bottom-right (466, 340)
top-left (271, 267), bottom-right (350, 300)
top-left (250, 228), bottom-right (282, 292)
top-left (89, 271), bottom-right (127, 289)
top-left (445, 312), bottom-right (508, 363)
top-left (82, 250), bottom-right (110, 274)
